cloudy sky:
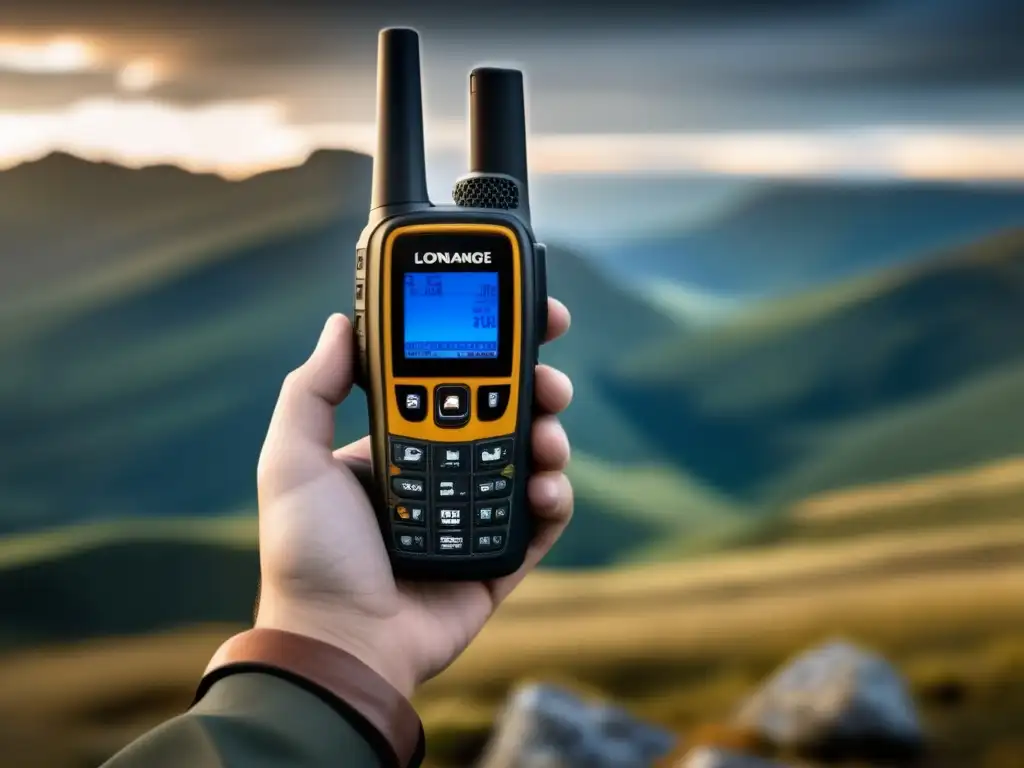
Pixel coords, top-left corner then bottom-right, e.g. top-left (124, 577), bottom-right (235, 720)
top-left (1, 0), bottom-right (1022, 182)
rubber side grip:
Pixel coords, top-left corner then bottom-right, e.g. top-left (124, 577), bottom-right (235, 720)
top-left (535, 242), bottom-right (547, 356)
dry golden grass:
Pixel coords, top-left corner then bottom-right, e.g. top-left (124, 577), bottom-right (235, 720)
top-left (793, 454), bottom-right (1024, 522)
top-left (1, 463), bottom-right (1022, 767)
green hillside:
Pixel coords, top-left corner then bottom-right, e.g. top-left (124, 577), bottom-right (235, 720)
top-left (0, 151), bottom-right (683, 571)
top-left (603, 228), bottom-right (1024, 503)
top-left (598, 180), bottom-right (1024, 295)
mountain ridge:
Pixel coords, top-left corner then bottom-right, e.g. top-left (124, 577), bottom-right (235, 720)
top-left (604, 227), bottom-right (1024, 501)
top-left (595, 179), bottom-right (1024, 295)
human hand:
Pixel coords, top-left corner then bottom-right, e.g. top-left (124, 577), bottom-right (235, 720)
top-left (253, 299), bottom-right (573, 698)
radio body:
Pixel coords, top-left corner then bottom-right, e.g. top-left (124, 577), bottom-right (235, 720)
top-left (354, 29), bottom-right (547, 580)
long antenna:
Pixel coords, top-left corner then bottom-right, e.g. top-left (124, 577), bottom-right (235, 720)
top-left (467, 67), bottom-right (531, 221)
top-left (370, 28), bottom-right (431, 211)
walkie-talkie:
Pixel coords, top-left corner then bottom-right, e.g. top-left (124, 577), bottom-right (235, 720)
top-left (353, 28), bottom-right (547, 580)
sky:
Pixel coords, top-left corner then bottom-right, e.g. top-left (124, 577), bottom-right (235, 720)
top-left (0, 0), bottom-right (1022, 183)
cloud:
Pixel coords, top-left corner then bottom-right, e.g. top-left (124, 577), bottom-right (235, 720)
top-left (2, 96), bottom-right (1022, 183)
top-left (0, 0), bottom-right (1020, 175)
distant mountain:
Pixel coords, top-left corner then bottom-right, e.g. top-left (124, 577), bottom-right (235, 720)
top-left (0, 150), bottom-right (371, 327)
top-left (0, 151), bottom-right (679, 567)
top-left (593, 181), bottom-right (1024, 296)
top-left (601, 228), bottom-right (1024, 503)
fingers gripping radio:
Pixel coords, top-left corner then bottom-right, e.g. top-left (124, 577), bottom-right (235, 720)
top-left (352, 28), bottom-right (547, 581)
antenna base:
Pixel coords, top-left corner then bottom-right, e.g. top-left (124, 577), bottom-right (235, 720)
top-left (452, 172), bottom-right (522, 211)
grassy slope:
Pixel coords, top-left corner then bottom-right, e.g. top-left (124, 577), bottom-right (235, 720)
top-left (603, 229), bottom-right (1024, 504)
top-left (0, 152), bottom-right (689, 567)
top-left (2, 460), bottom-right (1022, 767)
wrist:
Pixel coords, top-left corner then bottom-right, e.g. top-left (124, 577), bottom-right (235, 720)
top-left (254, 593), bottom-right (418, 700)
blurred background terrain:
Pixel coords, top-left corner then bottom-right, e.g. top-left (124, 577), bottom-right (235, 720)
top-left (0, 1), bottom-right (1023, 766)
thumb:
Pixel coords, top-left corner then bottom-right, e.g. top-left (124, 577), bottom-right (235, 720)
top-left (263, 313), bottom-right (354, 456)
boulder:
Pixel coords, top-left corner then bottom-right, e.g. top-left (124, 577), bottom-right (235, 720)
top-left (681, 747), bottom-right (796, 768)
top-left (475, 682), bottom-right (678, 767)
top-left (735, 640), bottom-right (926, 762)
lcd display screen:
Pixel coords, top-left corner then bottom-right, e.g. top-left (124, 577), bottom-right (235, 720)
top-left (403, 272), bottom-right (499, 359)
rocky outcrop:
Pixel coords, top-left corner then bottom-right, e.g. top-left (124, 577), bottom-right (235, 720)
top-left (474, 641), bottom-right (927, 767)
top-left (734, 640), bottom-right (926, 762)
top-left (475, 682), bottom-right (678, 767)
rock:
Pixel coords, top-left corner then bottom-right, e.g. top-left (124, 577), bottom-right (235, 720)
top-left (681, 747), bottom-right (796, 768)
top-left (475, 682), bottom-right (678, 768)
top-left (735, 640), bottom-right (925, 762)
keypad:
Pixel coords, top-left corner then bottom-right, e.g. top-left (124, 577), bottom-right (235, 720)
top-left (388, 435), bottom-right (514, 556)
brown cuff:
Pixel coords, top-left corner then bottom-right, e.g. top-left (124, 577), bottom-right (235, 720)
top-left (194, 628), bottom-right (424, 768)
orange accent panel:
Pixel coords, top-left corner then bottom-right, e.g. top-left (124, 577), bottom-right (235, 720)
top-left (383, 223), bottom-right (521, 442)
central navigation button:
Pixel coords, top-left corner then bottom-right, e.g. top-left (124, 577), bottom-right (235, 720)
top-left (434, 384), bottom-right (470, 427)
top-left (434, 475), bottom-right (470, 502)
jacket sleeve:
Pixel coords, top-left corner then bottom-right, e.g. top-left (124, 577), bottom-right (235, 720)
top-left (101, 672), bottom-right (389, 768)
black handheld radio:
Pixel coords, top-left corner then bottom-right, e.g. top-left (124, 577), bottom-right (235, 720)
top-left (353, 28), bottom-right (547, 581)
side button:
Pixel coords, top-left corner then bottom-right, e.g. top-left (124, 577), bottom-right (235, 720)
top-left (354, 312), bottom-right (367, 389)
top-left (535, 243), bottom-right (548, 347)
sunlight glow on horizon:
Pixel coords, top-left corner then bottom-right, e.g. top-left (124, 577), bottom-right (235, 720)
top-left (0, 36), bottom-right (100, 74)
top-left (0, 96), bottom-right (1022, 182)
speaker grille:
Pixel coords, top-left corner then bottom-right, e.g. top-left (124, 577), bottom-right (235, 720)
top-left (452, 175), bottom-right (520, 210)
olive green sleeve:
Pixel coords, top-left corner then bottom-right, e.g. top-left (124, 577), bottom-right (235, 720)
top-left (101, 672), bottom-right (386, 768)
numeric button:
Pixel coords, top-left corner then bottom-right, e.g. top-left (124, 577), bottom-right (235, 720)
top-left (436, 504), bottom-right (468, 529)
top-left (392, 475), bottom-right (426, 499)
top-left (395, 530), bottom-right (427, 553)
top-left (434, 443), bottom-right (469, 472)
top-left (474, 500), bottom-right (510, 526)
top-left (435, 530), bottom-right (470, 555)
top-left (434, 476), bottom-right (470, 502)
top-left (475, 474), bottom-right (511, 499)
top-left (393, 502), bottom-right (426, 526)
top-left (391, 439), bottom-right (427, 470)
top-left (475, 439), bottom-right (513, 471)
top-left (473, 529), bottom-right (507, 553)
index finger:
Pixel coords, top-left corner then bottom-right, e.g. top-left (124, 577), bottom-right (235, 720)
top-left (544, 297), bottom-right (570, 344)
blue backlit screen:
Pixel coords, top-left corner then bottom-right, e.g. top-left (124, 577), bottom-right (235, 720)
top-left (403, 272), bottom-right (499, 359)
